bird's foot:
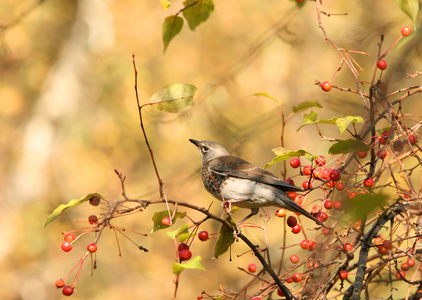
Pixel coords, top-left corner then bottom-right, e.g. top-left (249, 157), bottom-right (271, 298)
top-left (233, 226), bottom-right (241, 242)
top-left (222, 200), bottom-right (233, 217)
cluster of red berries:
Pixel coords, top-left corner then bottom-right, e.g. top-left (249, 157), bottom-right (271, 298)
top-left (175, 230), bottom-right (210, 262)
top-left (56, 214), bottom-right (101, 296)
top-left (373, 236), bottom-right (416, 279)
top-left (288, 155), bottom-right (346, 216)
top-left (178, 243), bottom-right (193, 261)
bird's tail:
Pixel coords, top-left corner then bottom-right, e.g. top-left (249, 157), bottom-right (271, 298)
top-left (280, 197), bottom-right (327, 229)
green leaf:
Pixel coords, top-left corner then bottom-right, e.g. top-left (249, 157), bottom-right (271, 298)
top-left (265, 149), bottom-right (312, 168)
top-left (397, 0), bottom-right (419, 24)
top-left (162, 16), bottom-right (183, 53)
top-left (214, 216), bottom-right (236, 258)
top-left (44, 193), bottom-right (102, 227)
top-left (159, 0), bottom-right (171, 10)
top-left (344, 193), bottom-right (388, 222)
top-left (150, 83), bottom-right (197, 113)
top-left (182, 0), bottom-right (214, 31)
top-left (167, 224), bottom-right (190, 242)
top-left (329, 139), bottom-right (371, 154)
top-left (253, 92), bottom-right (281, 104)
top-left (172, 256), bottom-right (206, 275)
top-left (297, 115), bottom-right (363, 134)
top-left (152, 210), bottom-right (186, 232)
top-left (292, 101), bottom-right (323, 113)
top-left (336, 116), bottom-right (364, 135)
top-left (302, 111), bottom-right (318, 122)
top-left (376, 126), bottom-right (392, 135)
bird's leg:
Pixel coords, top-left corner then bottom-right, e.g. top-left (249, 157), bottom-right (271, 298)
top-left (237, 207), bottom-right (259, 226)
top-left (222, 200), bottom-right (232, 219)
top-left (231, 207), bottom-right (260, 241)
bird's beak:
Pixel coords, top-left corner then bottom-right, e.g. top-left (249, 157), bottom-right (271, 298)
top-left (189, 139), bottom-right (200, 147)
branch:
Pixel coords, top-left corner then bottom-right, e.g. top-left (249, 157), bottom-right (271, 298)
top-left (351, 204), bottom-right (404, 300)
top-left (132, 54), bottom-right (165, 199)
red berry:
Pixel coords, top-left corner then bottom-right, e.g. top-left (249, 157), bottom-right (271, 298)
top-left (319, 211), bottom-right (328, 222)
top-left (356, 151), bottom-right (368, 158)
top-left (364, 177), bottom-right (374, 188)
top-left (321, 81), bottom-right (332, 92)
top-left (62, 286), bottom-right (74, 296)
top-left (55, 279), bottom-right (65, 288)
top-left (87, 243), bottom-right (97, 253)
top-left (336, 182), bottom-right (345, 191)
top-left (324, 200), bottom-right (333, 210)
top-left (401, 263), bottom-right (410, 271)
top-left (294, 196), bottom-right (303, 205)
top-left (290, 254), bottom-right (299, 264)
top-left (285, 178), bottom-right (295, 185)
top-left (339, 270), bottom-right (348, 280)
top-left (292, 224), bottom-right (301, 234)
top-left (308, 260), bottom-right (320, 269)
top-left (334, 201), bottom-right (344, 210)
top-left (377, 150), bottom-right (387, 159)
top-left (377, 59), bottom-right (387, 70)
top-left (198, 230), bottom-right (209, 241)
top-left (409, 134), bottom-right (417, 145)
top-left (303, 165), bottom-right (313, 176)
top-left (383, 240), bottom-right (393, 250)
top-left (302, 180), bottom-right (312, 189)
top-left (401, 26), bottom-right (412, 36)
top-left (326, 180), bottom-right (334, 188)
top-left (393, 140), bottom-right (404, 152)
top-left (290, 157), bottom-right (300, 168)
top-left (161, 217), bottom-right (171, 226)
top-left (179, 249), bottom-right (192, 261)
top-left (300, 239), bottom-right (309, 249)
top-left (88, 215), bottom-right (98, 224)
top-left (178, 243), bottom-right (190, 252)
top-left (307, 240), bottom-right (317, 251)
top-left (396, 270), bottom-right (406, 280)
top-left (343, 243), bottom-right (353, 252)
top-left (248, 263), bottom-right (257, 273)
top-left (313, 169), bottom-right (323, 180)
top-left (322, 227), bottom-right (331, 235)
top-left (379, 130), bottom-right (390, 145)
top-left (287, 191), bottom-right (297, 199)
top-left (61, 241), bottom-right (73, 252)
top-left (373, 237), bottom-right (384, 246)
top-left (64, 233), bottom-right (75, 243)
top-left (276, 208), bottom-right (286, 217)
top-left (285, 276), bottom-right (293, 283)
top-left (287, 216), bottom-right (297, 227)
top-left (349, 192), bottom-right (358, 199)
top-left (378, 246), bottom-right (389, 255)
top-left (329, 169), bottom-right (341, 181)
top-left (315, 156), bottom-right (326, 166)
top-left (407, 258), bottom-right (416, 267)
top-left (277, 288), bottom-right (285, 296)
top-left (292, 272), bottom-right (303, 282)
top-left (89, 196), bottom-right (101, 206)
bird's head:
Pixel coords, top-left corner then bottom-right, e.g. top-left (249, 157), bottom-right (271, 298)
top-left (189, 139), bottom-right (230, 163)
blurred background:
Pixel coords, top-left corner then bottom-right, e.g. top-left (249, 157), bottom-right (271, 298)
top-left (1, 0), bottom-right (420, 299)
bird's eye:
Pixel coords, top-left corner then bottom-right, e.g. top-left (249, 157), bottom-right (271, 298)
top-left (202, 146), bottom-right (209, 152)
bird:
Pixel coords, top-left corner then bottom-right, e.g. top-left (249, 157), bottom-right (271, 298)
top-left (189, 139), bottom-right (326, 228)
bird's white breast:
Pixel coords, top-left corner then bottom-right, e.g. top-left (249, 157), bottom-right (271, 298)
top-left (220, 178), bottom-right (277, 208)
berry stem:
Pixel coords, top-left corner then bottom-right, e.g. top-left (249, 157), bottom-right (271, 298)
top-left (379, 36), bottom-right (403, 59)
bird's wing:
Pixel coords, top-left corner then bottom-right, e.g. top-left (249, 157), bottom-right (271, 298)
top-left (208, 156), bottom-right (303, 192)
